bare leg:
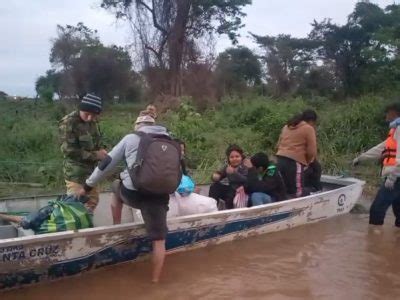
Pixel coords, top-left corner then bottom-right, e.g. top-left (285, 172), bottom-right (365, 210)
top-left (152, 239), bottom-right (166, 283)
top-left (111, 193), bottom-right (123, 225)
top-left (0, 213), bottom-right (23, 224)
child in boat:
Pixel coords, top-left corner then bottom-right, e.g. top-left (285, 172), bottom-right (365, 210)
top-left (244, 152), bottom-right (287, 206)
top-left (209, 144), bottom-right (249, 209)
top-left (168, 139), bottom-right (217, 218)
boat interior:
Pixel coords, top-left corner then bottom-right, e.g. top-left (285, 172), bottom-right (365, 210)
top-left (0, 178), bottom-right (349, 240)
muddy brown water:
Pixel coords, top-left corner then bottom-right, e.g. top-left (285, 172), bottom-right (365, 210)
top-left (2, 201), bottom-right (400, 300)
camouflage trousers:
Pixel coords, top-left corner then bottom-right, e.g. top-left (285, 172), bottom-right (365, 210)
top-left (65, 180), bottom-right (99, 213)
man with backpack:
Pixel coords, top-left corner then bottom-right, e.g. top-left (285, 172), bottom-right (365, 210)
top-left (78, 111), bottom-right (182, 283)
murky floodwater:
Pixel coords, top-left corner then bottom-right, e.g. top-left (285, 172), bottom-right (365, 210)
top-left (2, 206), bottom-right (400, 300)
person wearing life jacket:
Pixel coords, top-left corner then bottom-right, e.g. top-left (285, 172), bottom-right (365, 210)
top-left (353, 103), bottom-right (400, 227)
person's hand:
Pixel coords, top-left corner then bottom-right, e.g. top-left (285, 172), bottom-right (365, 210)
top-left (236, 186), bottom-right (245, 194)
top-left (385, 175), bottom-right (396, 190)
top-left (226, 166), bottom-right (235, 174)
top-left (243, 158), bottom-right (253, 168)
top-left (95, 149), bottom-right (108, 160)
top-left (352, 157), bottom-right (360, 167)
top-left (76, 187), bottom-right (87, 196)
top-left (212, 173), bottom-right (221, 181)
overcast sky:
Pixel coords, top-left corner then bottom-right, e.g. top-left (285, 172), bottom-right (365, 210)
top-left (0, 0), bottom-right (396, 97)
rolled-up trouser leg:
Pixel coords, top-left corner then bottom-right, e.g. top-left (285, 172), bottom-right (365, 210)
top-left (392, 198), bottom-right (400, 227)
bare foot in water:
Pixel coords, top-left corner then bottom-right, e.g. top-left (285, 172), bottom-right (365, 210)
top-left (368, 225), bottom-right (383, 235)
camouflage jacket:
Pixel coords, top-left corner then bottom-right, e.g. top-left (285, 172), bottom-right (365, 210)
top-left (59, 111), bottom-right (102, 183)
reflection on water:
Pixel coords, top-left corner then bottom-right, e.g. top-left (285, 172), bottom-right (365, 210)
top-left (3, 213), bottom-right (400, 300)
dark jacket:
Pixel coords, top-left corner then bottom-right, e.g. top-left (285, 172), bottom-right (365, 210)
top-left (245, 165), bottom-right (287, 201)
top-left (215, 163), bottom-right (248, 190)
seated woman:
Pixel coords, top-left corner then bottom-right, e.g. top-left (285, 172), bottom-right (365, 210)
top-left (276, 109), bottom-right (318, 198)
top-left (209, 144), bottom-right (248, 209)
top-left (244, 152), bottom-right (287, 206)
top-left (168, 139), bottom-right (217, 218)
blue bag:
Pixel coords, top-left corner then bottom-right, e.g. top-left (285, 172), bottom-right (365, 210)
top-left (177, 175), bottom-right (195, 196)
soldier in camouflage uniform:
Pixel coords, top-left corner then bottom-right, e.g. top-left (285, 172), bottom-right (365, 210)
top-left (59, 94), bottom-right (107, 212)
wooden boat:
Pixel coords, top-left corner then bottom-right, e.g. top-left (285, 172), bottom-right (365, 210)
top-left (0, 175), bottom-right (364, 290)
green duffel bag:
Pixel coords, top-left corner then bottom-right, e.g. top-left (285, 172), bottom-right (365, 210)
top-left (36, 199), bottom-right (93, 234)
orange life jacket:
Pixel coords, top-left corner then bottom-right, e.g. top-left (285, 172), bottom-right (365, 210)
top-left (382, 128), bottom-right (397, 166)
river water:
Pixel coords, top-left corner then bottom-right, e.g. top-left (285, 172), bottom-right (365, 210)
top-left (2, 203), bottom-right (400, 300)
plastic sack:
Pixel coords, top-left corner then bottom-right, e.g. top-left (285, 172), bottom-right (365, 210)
top-left (233, 187), bottom-right (248, 208)
top-left (167, 192), bottom-right (218, 218)
top-left (22, 194), bottom-right (91, 234)
top-left (176, 175), bottom-right (195, 196)
top-left (35, 200), bottom-right (93, 234)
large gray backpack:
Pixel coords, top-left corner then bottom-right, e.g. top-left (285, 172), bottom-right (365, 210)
top-left (128, 131), bottom-right (182, 195)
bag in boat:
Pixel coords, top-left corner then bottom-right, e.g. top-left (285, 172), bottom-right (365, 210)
top-left (233, 187), bottom-right (248, 208)
top-left (167, 192), bottom-right (218, 218)
top-left (22, 194), bottom-right (93, 234)
top-left (177, 175), bottom-right (195, 196)
top-left (127, 131), bottom-right (182, 195)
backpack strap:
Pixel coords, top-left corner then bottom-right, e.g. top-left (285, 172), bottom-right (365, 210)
top-left (134, 130), bottom-right (172, 140)
top-left (133, 131), bottom-right (146, 137)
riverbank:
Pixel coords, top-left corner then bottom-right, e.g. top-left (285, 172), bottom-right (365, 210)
top-left (0, 95), bottom-right (388, 197)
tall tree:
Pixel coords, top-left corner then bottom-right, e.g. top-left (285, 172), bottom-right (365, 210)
top-left (50, 23), bottom-right (101, 70)
top-left (252, 34), bottom-right (318, 96)
top-left (309, 2), bottom-right (388, 95)
top-left (70, 45), bottom-right (134, 100)
top-left (35, 70), bottom-right (61, 100)
top-left (40, 23), bottom-right (142, 101)
top-left (101, 0), bottom-right (251, 96)
top-left (215, 46), bottom-right (261, 96)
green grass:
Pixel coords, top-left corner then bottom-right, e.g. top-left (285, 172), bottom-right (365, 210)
top-left (0, 96), bottom-right (389, 196)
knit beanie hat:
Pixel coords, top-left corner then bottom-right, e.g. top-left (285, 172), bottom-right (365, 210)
top-left (79, 93), bottom-right (102, 114)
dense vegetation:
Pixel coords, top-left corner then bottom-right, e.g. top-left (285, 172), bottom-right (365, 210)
top-left (0, 95), bottom-right (389, 196)
top-left (2, 1), bottom-right (399, 196)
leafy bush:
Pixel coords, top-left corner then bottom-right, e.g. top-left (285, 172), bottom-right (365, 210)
top-left (0, 96), bottom-right (390, 195)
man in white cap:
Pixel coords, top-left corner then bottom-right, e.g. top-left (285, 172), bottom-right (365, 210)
top-left (79, 111), bottom-right (172, 283)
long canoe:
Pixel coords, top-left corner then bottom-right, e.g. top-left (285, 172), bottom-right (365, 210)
top-left (0, 175), bottom-right (364, 290)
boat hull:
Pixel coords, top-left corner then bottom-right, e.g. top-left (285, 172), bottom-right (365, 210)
top-left (0, 176), bottom-right (364, 290)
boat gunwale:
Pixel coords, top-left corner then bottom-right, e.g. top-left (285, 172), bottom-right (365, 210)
top-left (0, 176), bottom-right (364, 247)
top-left (0, 175), bottom-right (363, 202)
